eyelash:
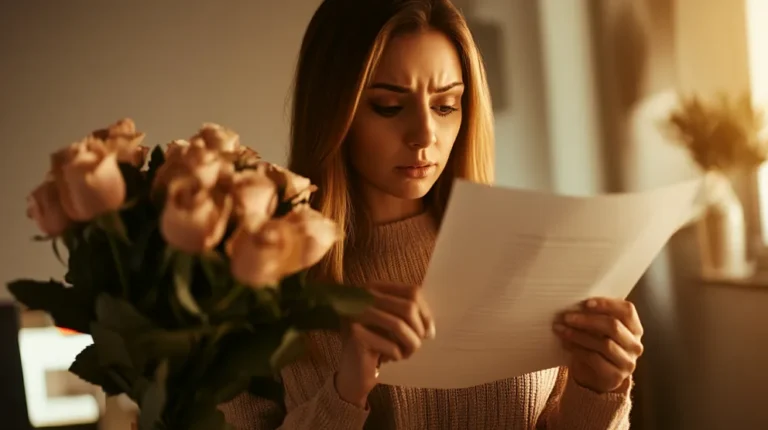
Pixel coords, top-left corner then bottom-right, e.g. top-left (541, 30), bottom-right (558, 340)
top-left (371, 104), bottom-right (459, 118)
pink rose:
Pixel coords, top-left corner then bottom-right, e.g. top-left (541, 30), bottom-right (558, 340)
top-left (152, 141), bottom-right (228, 195)
top-left (121, 145), bottom-right (150, 168)
top-left (26, 177), bottom-right (71, 236)
top-left (91, 118), bottom-right (149, 167)
top-left (190, 123), bottom-right (240, 153)
top-left (235, 146), bottom-right (261, 169)
top-left (231, 167), bottom-right (278, 225)
top-left (226, 207), bottom-right (339, 287)
top-left (261, 162), bottom-right (317, 205)
top-left (51, 138), bottom-right (126, 221)
top-left (160, 176), bottom-right (233, 254)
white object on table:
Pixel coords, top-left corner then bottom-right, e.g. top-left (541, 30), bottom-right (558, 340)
top-left (18, 327), bottom-right (99, 427)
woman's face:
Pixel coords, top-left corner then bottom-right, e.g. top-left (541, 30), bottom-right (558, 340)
top-left (347, 29), bottom-right (464, 213)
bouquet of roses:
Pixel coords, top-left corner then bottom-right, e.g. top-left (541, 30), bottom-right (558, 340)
top-left (8, 119), bottom-right (371, 429)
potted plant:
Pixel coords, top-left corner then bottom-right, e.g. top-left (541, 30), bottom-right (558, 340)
top-left (665, 93), bottom-right (768, 278)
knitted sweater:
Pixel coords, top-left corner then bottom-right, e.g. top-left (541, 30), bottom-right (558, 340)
top-left (220, 211), bottom-right (632, 429)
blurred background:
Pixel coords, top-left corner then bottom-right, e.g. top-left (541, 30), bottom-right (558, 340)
top-left (1, 0), bottom-right (768, 429)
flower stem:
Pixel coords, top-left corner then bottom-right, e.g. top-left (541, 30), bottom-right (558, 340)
top-left (106, 233), bottom-right (130, 298)
top-left (97, 215), bottom-right (130, 298)
top-left (215, 284), bottom-right (247, 312)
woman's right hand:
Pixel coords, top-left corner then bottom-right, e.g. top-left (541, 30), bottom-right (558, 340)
top-left (334, 283), bottom-right (435, 407)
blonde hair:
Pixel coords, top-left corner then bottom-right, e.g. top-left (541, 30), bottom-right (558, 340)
top-left (288, 0), bottom-right (495, 282)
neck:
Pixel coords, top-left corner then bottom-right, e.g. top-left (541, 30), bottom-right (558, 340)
top-left (359, 190), bottom-right (425, 225)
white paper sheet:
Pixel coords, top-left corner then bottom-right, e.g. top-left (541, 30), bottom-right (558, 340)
top-left (377, 178), bottom-right (703, 389)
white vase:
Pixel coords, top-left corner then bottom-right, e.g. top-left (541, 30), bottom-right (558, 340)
top-left (697, 172), bottom-right (752, 279)
top-left (103, 394), bottom-right (138, 430)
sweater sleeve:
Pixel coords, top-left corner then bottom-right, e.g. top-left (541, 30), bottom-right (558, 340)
top-left (536, 367), bottom-right (632, 430)
top-left (220, 373), bottom-right (370, 430)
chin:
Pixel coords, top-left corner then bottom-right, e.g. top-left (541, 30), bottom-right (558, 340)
top-left (389, 179), bottom-right (437, 200)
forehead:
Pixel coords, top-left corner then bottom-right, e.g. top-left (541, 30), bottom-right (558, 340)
top-left (372, 29), bottom-right (463, 85)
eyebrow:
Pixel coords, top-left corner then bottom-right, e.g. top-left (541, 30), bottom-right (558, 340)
top-left (368, 81), bottom-right (464, 94)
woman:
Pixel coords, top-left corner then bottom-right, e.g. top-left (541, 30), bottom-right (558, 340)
top-left (222, 0), bottom-right (644, 428)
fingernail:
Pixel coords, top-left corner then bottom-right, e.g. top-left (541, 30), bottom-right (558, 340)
top-left (565, 313), bottom-right (579, 324)
top-left (585, 299), bottom-right (597, 309)
top-left (427, 324), bottom-right (437, 339)
top-left (553, 323), bottom-right (566, 333)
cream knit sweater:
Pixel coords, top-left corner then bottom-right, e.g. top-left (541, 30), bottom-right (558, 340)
top-left (220, 211), bottom-right (632, 429)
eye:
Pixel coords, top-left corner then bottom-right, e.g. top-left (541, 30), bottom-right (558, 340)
top-left (434, 105), bottom-right (459, 117)
top-left (370, 103), bottom-right (403, 118)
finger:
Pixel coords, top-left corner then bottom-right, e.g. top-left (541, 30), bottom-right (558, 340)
top-left (415, 292), bottom-right (436, 339)
top-left (569, 343), bottom-right (628, 381)
top-left (370, 283), bottom-right (436, 339)
top-left (357, 307), bottom-right (422, 358)
top-left (555, 324), bottom-right (636, 372)
top-left (371, 290), bottom-right (426, 338)
top-left (561, 313), bottom-right (642, 355)
top-left (350, 322), bottom-right (403, 361)
top-left (369, 282), bottom-right (418, 300)
top-left (583, 297), bottom-right (644, 336)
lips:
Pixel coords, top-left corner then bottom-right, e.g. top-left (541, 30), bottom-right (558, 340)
top-left (398, 161), bottom-right (435, 169)
top-left (395, 162), bottom-right (437, 179)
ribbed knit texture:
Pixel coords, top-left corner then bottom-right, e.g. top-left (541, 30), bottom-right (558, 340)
top-left (220, 211), bottom-right (632, 429)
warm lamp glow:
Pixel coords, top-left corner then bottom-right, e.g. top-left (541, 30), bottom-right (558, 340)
top-left (57, 326), bottom-right (80, 336)
top-left (747, 0), bottom-right (768, 245)
top-left (746, 0), bottom-right (768, 108)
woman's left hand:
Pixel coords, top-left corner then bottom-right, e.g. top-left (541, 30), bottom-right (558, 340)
top-left (553, 297), bottom-right (644, 394)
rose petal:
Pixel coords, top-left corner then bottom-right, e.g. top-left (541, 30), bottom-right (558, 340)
top-left (26, 179), bottom-right (70, 236)
top-left (232, 168), bottom-right (278, 222)
top-left (284, 208), bottom-right (340, 273)
top-left (52, 142), bottom-right (126, 221)
top-left (227, 223), bottom-right (287, 287)
top-left (152, 144), bottom-right (225, 196)
top-left (262, 162), bottom-right (315, 202)
top-left (191, 123), bottom-right (240, 153)
top-left (160, 176), bottom-right (232, 253)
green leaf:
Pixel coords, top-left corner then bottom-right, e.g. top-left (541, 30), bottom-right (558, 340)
top-left (279, 272), bottom-right (304, 300)
top-left (95, 293), bottom-right (155, 334)
top-left (247, 376), bottom-right (286, 407)
top-left (253, 288), bottom-right (281, 321)
top-left (173, 253), bottom-right (203, 318)
top-left (309, 283), bottom-right (374, 316)
top-left (133, 328), bottom-right (206, 363)
top-left (118, 162), bottom-right (147, 203)
top-left (270, 328), bottom-right (306, 371)
top-left (65, 226), bottom-right (124, 298)
top-left (146, 145), bottom-right (166, 185)
top-left (139, 361), bottom-right (169, 430)
top-left (160, 247), bottom-right (175, 276)
top-left (90, 322), bottom-right (134, 368)
top-left (97, 212), bottom-right (130, 244)
top-left (7, 279), bottom-right (94, 333)
top-left (182, 405), bottom-right (232, 430)
top-left (129, 221), bottom-right (159, 272)
top-left (200, 251), bottom-right (230, 294)
top-left (197, 327), bottom-right (283, 403)
top-left (290, 305), bottom-right (342, 331)
top-left (51, 237), bottom-right (67, 266)
top-left (208, 375), bottom-right (252, 405)
top-left (69, 345), bottom-right (124, 396)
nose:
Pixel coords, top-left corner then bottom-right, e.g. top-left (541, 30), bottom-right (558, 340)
top-left (405, 104), bottom-right (437, 149)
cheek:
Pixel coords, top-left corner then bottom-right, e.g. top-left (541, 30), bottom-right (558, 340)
top-left (435, 114), bottom-right (462, 157)
top-left (347, 117), bottom-right (400, 176)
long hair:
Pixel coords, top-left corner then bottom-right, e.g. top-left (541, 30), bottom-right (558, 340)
top-left (288, 0), bottom-right (495, 282)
